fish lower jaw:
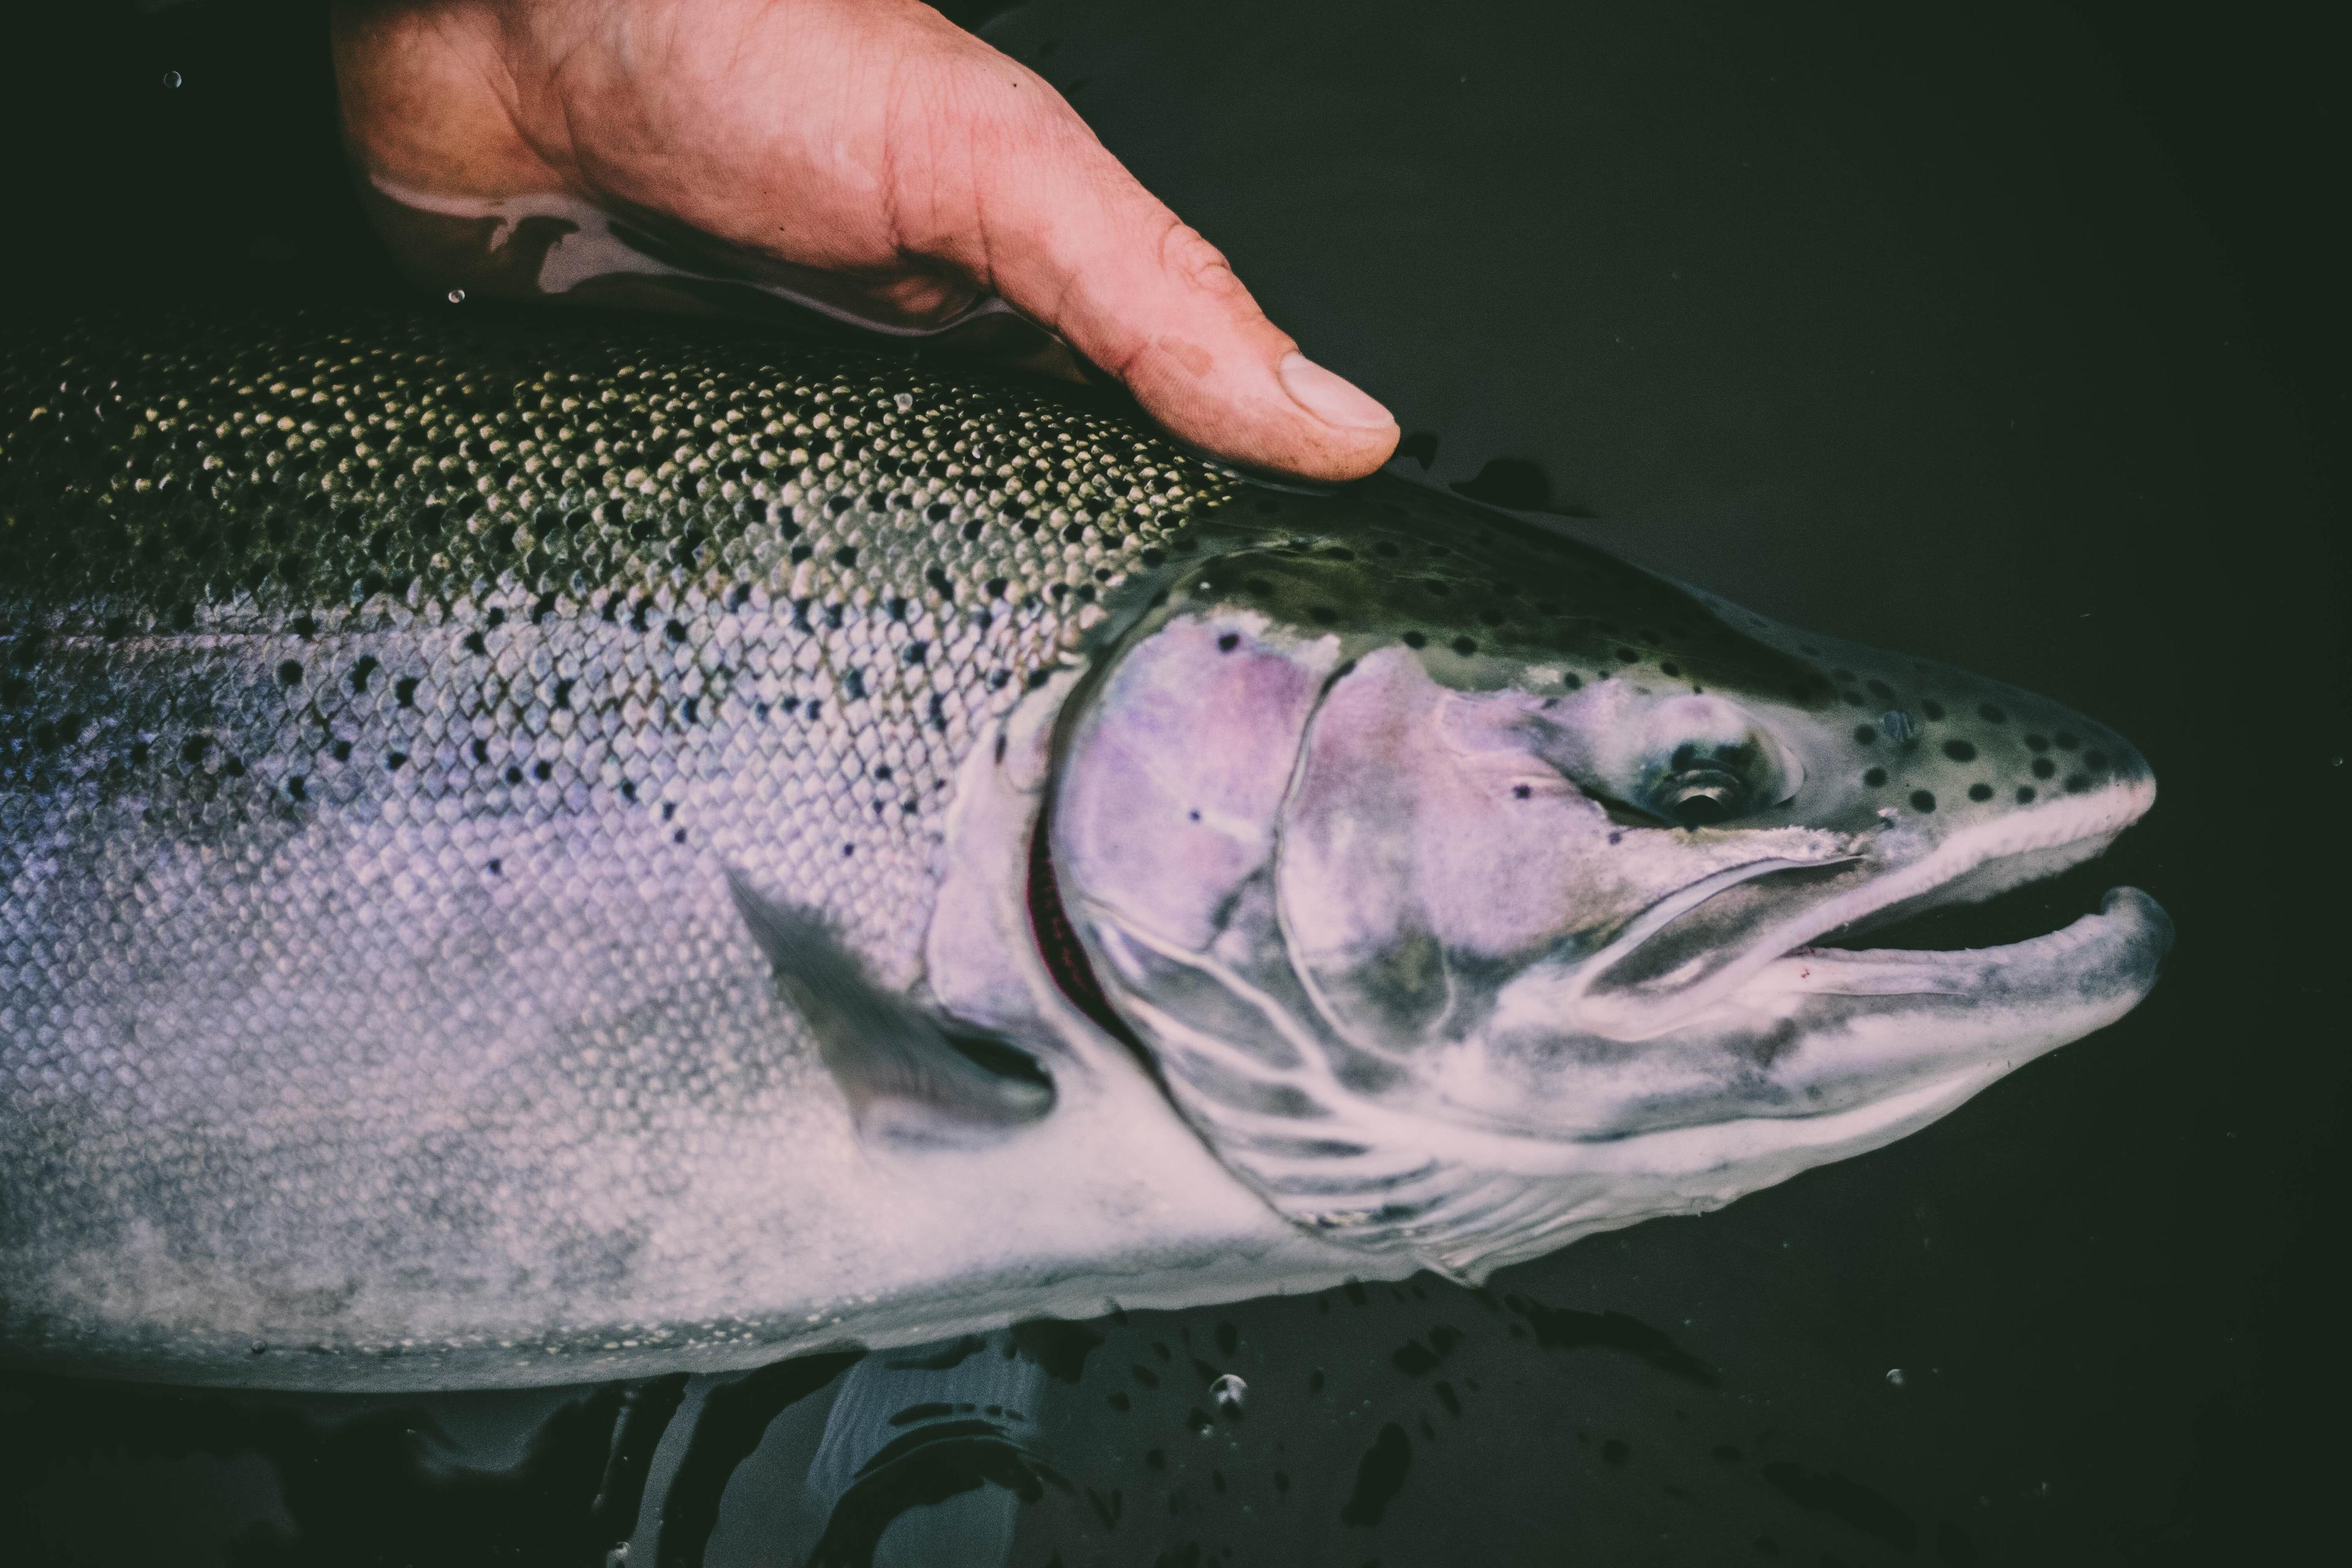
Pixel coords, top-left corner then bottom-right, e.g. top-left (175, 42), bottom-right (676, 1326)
top-left (1765, 885), bottom-right (2173, 1002)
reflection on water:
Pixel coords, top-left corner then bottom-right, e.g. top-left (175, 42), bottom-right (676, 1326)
top-left (6, 1278), bottom-right (1988, 1566)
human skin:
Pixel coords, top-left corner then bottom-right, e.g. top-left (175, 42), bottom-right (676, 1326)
top-left (330, 0), bottom-right (1399, 481)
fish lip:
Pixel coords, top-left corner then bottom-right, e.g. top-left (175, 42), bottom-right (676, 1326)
top-left (1576, 773), bottom-right (2160, 1036)
top-left (1765, 884), bottom-right (2175, 997)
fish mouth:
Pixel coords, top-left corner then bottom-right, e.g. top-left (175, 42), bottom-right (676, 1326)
top-left (1758, 883), bottom-right (2171, 1004)
top-left (1574, 775), bottom-right (2168, 1038)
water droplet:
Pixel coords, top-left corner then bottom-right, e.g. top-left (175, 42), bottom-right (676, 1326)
top-left (447, 288), bottom-right (467, 304)
top-left (1885, 1367), bottom-right (1907, 1387)
top-left (602, 1545), bottom-right (630, 1568)
top-left (1209, 1372), bottom-right (1247, 1417)
top-left (161, 69), bottom-right (183, 88)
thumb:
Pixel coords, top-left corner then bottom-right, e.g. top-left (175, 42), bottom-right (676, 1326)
top-left (933, 78), bottom-right (1398, 481)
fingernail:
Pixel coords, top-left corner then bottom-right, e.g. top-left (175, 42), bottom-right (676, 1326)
top-left (1278, 350), bottom-right (1393, 430)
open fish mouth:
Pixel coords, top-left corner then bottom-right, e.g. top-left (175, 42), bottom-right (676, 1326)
top-left (1765, 884), bottom-right (2169, 1000)
top-left (1569, 772), bottom-right (2167, 1039)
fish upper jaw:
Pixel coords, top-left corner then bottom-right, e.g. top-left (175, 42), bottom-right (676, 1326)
top-left (1552, 770), bottom-right (2162, 1043)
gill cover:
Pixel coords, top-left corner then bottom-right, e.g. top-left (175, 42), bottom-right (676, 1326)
top-left (1048, 486), bottom-right (2166, 1281)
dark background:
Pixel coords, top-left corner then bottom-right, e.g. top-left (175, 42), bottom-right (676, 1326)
top-left (1, 1), bottom-right (2343, 1563)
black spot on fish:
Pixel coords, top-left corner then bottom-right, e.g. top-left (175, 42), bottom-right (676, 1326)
top-left (505, 766), bottom-right (523, 785)
top-left (1942, 739), bottom-right (1977, 761)
top-left (285, 776), bottom-right (306, 802)
top-left (472, 739), bottom-right (490, 766)
top-left (986, 576), bottom-right (1008, 600)
top-left (1921, 699), bottom-right (1946, 720)
top-left (386, 750), bottom-right (407, 771)
top-left (1968, 782), bottom-right (1994, 801)
top-left (533, 760), bottom-right (553, 782)
top-left (2016, 785), bottom-right (2037, 803)
top-left (1759, 1461), bottom-right (1918, 1553)
top-left (1864, 767), bottom-right (1888, 787)
top-left (843, 669), bottom-right (868, 701)
top-left (180, 734), bottom-right (211, 765)
top-left (462, 631), bottom-right (486, 656)
top-left (1217, 633), bottom-right (1240, 652)
top-left (789, 543), bottom-right (812, 563)
top-left (331, 739), bottom-right (352, 762)
top-left (834, 546), bottom-right (859, 567)
top-left (1910, 790), bottom-right (1936, 812)
top-left (276, 658), bottom-right (304, 685)
top-left (2032, 757), bottom-right (2057, 778)
top-left (1867, 679), bottom-right (1894, 699)
top-left (664, 619), bottom-right (687, 644)
top-left (394, 676), bottom-right (418, 707)
top-left (2065, 772), bottom-right (2092, 793)
top-left (1452, 636), bottom-right (1479, 656)
top-left (553, 678), bottom-right (574, 710)
top-left (1853, 725), bottom-right (1877, 744)
top-left (1403, 631), bottom-right (1427, 649)
top-left (1978, 703), bottom-right (2007, 723)
top-left (1340, 1424), bottom-right (1413, 1527)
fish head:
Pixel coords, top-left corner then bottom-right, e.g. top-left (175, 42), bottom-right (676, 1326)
top-left (1047, 483), bottom-right (2169, 1280)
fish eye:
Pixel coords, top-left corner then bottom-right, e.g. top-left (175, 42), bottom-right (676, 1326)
top-left (1639, 740), bottom-right (1776, 827)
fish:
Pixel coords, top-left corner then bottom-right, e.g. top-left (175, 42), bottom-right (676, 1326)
top-left (0, 309), bottom-right (2171, 1390)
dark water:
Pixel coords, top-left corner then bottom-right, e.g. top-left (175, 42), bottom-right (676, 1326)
top-left (2, 1), bottom-right (2343, 1563)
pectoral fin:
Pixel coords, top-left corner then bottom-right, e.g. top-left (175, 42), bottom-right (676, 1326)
top-left (726, 869), bottom-right (1054, 1139)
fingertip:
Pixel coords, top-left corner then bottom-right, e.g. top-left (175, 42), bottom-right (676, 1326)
top-left (1276, 351), bottom-right (1393, 433)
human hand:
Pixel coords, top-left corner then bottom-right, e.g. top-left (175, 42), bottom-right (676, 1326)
top-left (331, 0), bottom-right (1398, 481)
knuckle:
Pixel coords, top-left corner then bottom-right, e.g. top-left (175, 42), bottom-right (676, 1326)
top-left (1156, 221), bottom-right (1241, 293)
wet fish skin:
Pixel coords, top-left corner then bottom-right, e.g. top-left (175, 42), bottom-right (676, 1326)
top-left (0, 310), bottom-right (2166, 1390)
top-left (0, 309), bottom-right (1292, 1387)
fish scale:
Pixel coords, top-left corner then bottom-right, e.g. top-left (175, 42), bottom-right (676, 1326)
top-left (0, 311), bottom-right (1253, 1381)
top-left (0, 309), bottom-right (1234, 949)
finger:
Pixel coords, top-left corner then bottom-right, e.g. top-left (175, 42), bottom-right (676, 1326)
top-left (911, 66), bottom-right (1398, 482)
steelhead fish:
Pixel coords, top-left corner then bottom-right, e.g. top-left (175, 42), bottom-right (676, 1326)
top-left (0, 311), bottom-right (2169, 1389)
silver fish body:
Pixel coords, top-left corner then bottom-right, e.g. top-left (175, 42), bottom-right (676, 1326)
top-left (0, 311), bottom-right (2169, 1389)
